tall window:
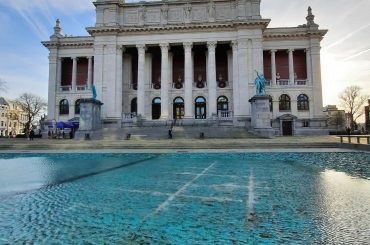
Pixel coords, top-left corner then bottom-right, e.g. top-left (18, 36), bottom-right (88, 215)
top-left (75, 99), bottom-right (81, 115)
top-left (297, 94), bottom-right (309, 111)
top-left (59, 99), bottom-right (69, 115)
top-left (217, 96), bottom-right (229, 115)
top-left (173, 97), bottom-right (184, 119)
top-left (195, 96), bottom-right (206, 119)
top-left (279, 94), bottom-right (291, 111)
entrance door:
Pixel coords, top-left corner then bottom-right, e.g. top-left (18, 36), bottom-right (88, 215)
top-left (195, 97), bottom-right (206, 119)
top-left (282, 121), bottom-right (293, 136)
top-left (173, 97), bottom-right (184, 119)
top-left (152, 97), bottom-right (161, 120)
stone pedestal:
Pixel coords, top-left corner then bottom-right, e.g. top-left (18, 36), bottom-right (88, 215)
top-left (249, 95), bottom-right (274, 138)
top-left (75, 99), bottom-right (103, 140)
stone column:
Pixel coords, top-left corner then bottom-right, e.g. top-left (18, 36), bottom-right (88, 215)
top-left (137, 44), bottom-right (146, 118)
top-left (57, 58), bottom-right (62, 91)
top-left (288, 49), bottom-right (295, 85)
top-left (237, 39), bottom-right (249, 117)
top-left (87, 56), bottom-right (93, 90)
top-left (160, 43), bottom-right (169, 119)
top-left (306, 48), bottom-right (312, 85)
top-left (311, 41), bottom-right (324, 118)
top-left (93, 45), bottom-right (104, 102)
top-left (47, 49), bottom-right (58, 120)
top-left (207, 41), bottom-right (217, 118)
top-left (231, 41), bottom-right (239, 117)
top-left (184, 42), bottom-right (193, 119)
top-left (72, 57), bottom-right (77, 91)
top-left (270, 50), bottom-right (277, 86)
top-left (116, 46), bottom-right (124, 119)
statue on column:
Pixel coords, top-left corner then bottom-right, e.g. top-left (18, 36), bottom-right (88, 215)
top-left (254, 71), bottom-right (266, 96)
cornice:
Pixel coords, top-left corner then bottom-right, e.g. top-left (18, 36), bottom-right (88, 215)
top-left (86, 19), bottom-right (271, 35)
top-left (42, 40), bottom-right (94, 48)
top-left (263, 28), bottom-right (328, 41)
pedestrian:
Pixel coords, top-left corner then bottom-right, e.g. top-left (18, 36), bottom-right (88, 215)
top-left (48, 130), bottom-right (51, 139)
top-left (29, 129), bottom-right (35, 141)
top-left (168, 129), bottom-right (172, 139)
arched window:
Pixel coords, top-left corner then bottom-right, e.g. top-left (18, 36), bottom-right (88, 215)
top-left (59, 99), bottom-right (69, 115)
top-left (173, 97), bottom-right (184, 119)
top-left (217, 96), bottom-right (229, 115)
top-left (279, 94), bottom-right (291, 111)
top-left (152, 97), bottom-right (161, 120)
top-left (297, 94), bottom-right (309, 111)
top-left (195, 96), bottom-right (206, 119)
top-left (131, 98), bottom-right (137, 114)
top-left (75, 99), bottom-right (81, 115)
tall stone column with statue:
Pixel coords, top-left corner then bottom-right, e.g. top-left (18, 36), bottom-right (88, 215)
top-left (249, 71), bottom-right (274, 138)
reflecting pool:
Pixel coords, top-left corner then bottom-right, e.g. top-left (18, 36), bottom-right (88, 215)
top-left (0, 153), bottom-right (369, 244)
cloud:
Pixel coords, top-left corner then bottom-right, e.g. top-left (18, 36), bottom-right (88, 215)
top-left (0, 0), bottom-right (94, 39)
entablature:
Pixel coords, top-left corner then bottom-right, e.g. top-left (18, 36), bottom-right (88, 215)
top-left (263, 27), bottom-right (328, 41)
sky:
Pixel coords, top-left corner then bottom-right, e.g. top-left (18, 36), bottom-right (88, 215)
top-left (0, 0), bottom-right (369, 120)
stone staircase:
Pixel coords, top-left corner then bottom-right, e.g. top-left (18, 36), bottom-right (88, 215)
top-left (98, 125), bottom-right (258, 140)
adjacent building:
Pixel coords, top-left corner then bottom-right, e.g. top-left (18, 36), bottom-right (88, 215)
top-left (0, 98), bottom-right (28, 137)
top-left (42, 0), bottom-right (328, 136)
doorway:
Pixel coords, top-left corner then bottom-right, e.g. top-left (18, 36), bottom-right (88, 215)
top-left (282, 121), bottom-right (293, 136)
top-left (152, 97), bottom-right (161, 120)
top-left (195, 97), bottom-right (206, 119)
top-left (173, 97), bottom-right (184, 119)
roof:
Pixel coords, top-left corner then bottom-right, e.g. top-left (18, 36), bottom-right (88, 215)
top-left (0, 97), bottom-right (9, 106)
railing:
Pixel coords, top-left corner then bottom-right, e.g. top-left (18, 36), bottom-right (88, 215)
top-left (76, 85), bottom-right (88, 91)
top-left (277, 79), bottom-right (289, 86)
top-left (338, 135), bottom-right (370, 144)
top-left (123, 112), bottom-right (137, 119)
top-left (60, 85), bottom-right (72, 92)
top-left (295, 80), bottom-right (307, 86)
top-left (218, 111), bottom-right (233, 120)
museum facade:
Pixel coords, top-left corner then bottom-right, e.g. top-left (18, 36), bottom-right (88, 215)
top-left (43, 0), bottom-right (328, 136)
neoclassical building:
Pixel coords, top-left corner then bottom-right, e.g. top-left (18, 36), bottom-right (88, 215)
top-left (43, 0), bottom-right (328, 136)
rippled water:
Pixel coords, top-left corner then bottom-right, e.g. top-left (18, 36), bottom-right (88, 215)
top-left (0, 153), bottom-right (369, 244)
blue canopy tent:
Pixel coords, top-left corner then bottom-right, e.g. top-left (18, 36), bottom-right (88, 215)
top-left (56, 121), bottom-right (79, 129)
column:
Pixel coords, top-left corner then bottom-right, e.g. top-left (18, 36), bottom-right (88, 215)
top-left (184, 42), bottom-right (193, 119)
top-left (311, 41), bottom-right (324, 117)
top-left (306, 48), bottom-right (312, 85)
top-left (288, 49), bottom-right (295, 85)
top-left (237, 39), bottom-right (249, 117)
top-left (160, 43), bottom-right (169, 119)
top-left (72, 57), bottom-right (77, 91)
top-left (87, 56), bottom-right (93, 90)
top-left (93, 44), bottom-right (104, 102)
top-left (57, 58), bottom-right (62, 91)
top-left (207, 41), bottom-right (217, 117)
top-left (116, 46), bottom-right (123, 119)
top-left (47, 49), bottom-right (58, 120)
top-left (231, 41), bottom-right (239, 118)
top-left (137, 44), bottom-right (146, 117)
top-left (270, 50), bottom-right (277, 86)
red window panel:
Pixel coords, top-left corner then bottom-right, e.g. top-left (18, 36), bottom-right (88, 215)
top-left (61, 58), bottom-right (72, 86)
top-left (173, 53), bottom-right (184, 83)
top-left (76, 58), bottom-right (88, 85)
top-left (275, 51), bottom-right (289, 79)
top-left (293, 50), bottom-right (307, 79)
top-left (193, 51), bottom-right (207, 82)
top-left (216, 45), bottom-right (229, 82)
top-left (263, 51), bottom-right (272, 80)
top-left (152, 53), bottom-right (161, 84)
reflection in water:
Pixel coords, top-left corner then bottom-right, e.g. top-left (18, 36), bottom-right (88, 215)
top-left (317, 170), bottom-right (370, 243)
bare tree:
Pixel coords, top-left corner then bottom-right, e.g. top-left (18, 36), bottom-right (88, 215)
top-left (339, 86), bottom-right (368, 130)
top-left (327, 111), bottom-right (345, 134)
top-left (15, 93), bottom-right (47, 131)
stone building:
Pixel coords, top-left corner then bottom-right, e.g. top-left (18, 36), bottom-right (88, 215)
top-left (0, 98), bottom-right (28, 137)
top-left (365, 100), bottom-right (370, 132)
top-left (42, 0), bottom-right (328, 136)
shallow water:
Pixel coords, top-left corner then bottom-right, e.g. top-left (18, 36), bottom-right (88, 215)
top-left (0, 153), bottom-right (369, 244)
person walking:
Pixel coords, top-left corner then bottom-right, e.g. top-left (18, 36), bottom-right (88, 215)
top-left (29, 129), bottom-right (35, 141)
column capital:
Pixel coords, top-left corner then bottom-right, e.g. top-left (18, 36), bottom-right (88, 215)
top-left (288, 49), bottom-right (295, 53)
top-left (136, 44), bottom-right (146, 53)
top-left (71, 56), bottom-right (78, 61)
top-left (305, 48), bottom-right (311, 53)
top-left (117, 45), bottom-right (125, 52)
top-left (183, 42), bottom-right (193, 51)
top-left (207, 41), bottom-right (217, 51)
top-left (270, 49), bottom-right (277, 53)
top-left (230, 40), bottom-right (238, 50)
top-left (87, 56), bottom-right (92, 60)
top-left (159, 43), bottom-right (169, 51)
